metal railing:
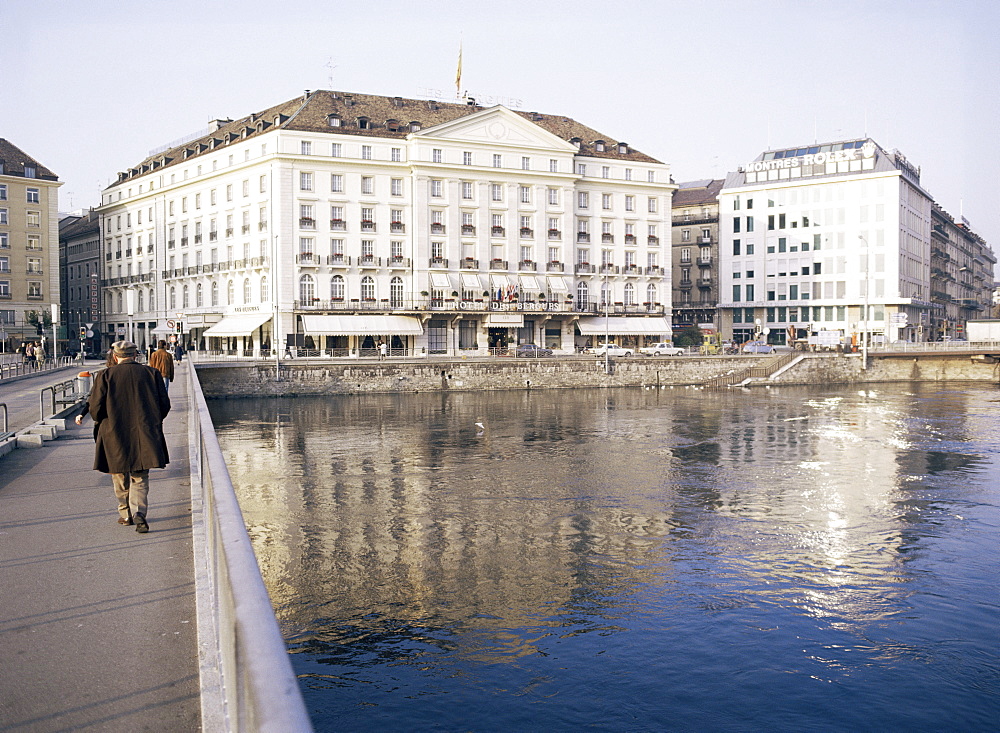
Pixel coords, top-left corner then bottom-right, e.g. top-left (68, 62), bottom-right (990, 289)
top-left (703, 352), bottom-right (798, 389)
top-left (187, 364), bottom-right (314, 732)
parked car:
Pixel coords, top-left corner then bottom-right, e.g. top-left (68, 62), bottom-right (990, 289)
top-left (588, 343), bottom-right (635, 357)
top-left (515, 343), bottom-right (553, 358)
top-left (639, 342), bottom-right (685, 357)
top-left (742, 341), bottom-right (774, 354)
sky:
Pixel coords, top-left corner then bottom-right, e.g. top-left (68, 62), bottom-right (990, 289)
top-left (3, 0), bottom-right (998, 247)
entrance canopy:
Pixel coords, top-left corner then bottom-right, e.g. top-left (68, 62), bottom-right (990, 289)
top-left (301, 315), bottom-right (424, 335)
top-left (203, 312), bottom-right (272, 337)
top-left (577, 317), bottom-right (672, 335)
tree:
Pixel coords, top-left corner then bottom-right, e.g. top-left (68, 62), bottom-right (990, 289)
top-left (25, 309), bottom-right (52, 336)
top-left (674, 324), bottom-right (703, 347)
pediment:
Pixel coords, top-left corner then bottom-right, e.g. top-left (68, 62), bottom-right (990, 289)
top-left (416, 106), bottom-right (576, 152)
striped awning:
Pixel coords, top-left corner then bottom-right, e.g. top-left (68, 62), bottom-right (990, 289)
top-left (301, 315), bottom-right (424, 335)
top-left (577, 317), bottom-right (672, 335)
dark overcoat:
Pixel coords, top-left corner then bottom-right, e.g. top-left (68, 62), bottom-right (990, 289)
top-left (89, 360), bottom-right (171, 474)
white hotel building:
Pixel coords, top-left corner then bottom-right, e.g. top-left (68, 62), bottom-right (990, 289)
top-left (97, 90), bottom-right (675, 356)
top-left (718, 138), bottom-right (943, 345)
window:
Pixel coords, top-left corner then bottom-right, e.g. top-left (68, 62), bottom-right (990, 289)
top-left (0, 184), bottom-right (5, 200)
top-left (211, 281), bottom-right (219, 306)
top-left (431, 180), bottom-right (443, 198)
top-left (647, 197), bottom-right (657, 213)
top-left (362, 177), bottom-right (374, 195)
top-left (746, 216), bottom-right (754, 232)
top-left (578, 192), bottom-right (589, 209)
top-left (432, 148), bottom-right (442, 163)
top-left (625, 195), bottom-right (634, 211)
top-left (25, 210), bottom-right (40, 227)
top-left (522, 157), bottom-right (530, 170)
top-left (299, 274), bottom-right (315, 302)
top-left (681, 248), bottom-right (691, 263)
top-left (462, 182), bottom-right (473, 200)
top-left (577, 163), bottom-right (587, 176)
top-left (361, 145), bottom-right (372, 160)
top-left (0, 233), bottom-right (6, 249)
top-left (602, 193), bottom-right (612, 210)
top-left (301, 141), bottom-right (312, 155)
top-left (391, 147), bottom-right (401, 162)
top-left (493, 154), bottom-right (502, 168)
top-left (746, 284), bottom-right (755, 301)
top-left (733, 217), bottom-right (741, 233)
top-left (0, 256), bottom-right (8, 272)
top-left (602, 166), bottom-right (610, 179)
top-left (520, 186), bottom-right (531, 204)
top-left (733, 285), bottom-right (741, 301)
top-left (548, 188), bottom-right (559, 206)
top-left (733, 239), bottom-right (741, 255)
top-left (491, 184), bottom-right (503, 202)
top-left (331, 174), bottom-right (343, 193)
top-left (300, 172), bottom-right (313, 191)
top-left (463, 151), bottom-right (473, 165)
top-left (331, 275), bottom-right (345, 300)
top-left (391, 178), bottom-right (403, 196)
top-left (331, 143), bottom-right (342, 157)
top-left (26, 188), bottom-right (40, 204)
top-left (260, 276), bottom-right (268, 301)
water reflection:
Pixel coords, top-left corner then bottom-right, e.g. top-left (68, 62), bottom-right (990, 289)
top-left (211, 384), bottom-right (1000, 731)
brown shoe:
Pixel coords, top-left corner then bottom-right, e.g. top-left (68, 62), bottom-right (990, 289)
top-left (118, 517), bottom-right (133, 525)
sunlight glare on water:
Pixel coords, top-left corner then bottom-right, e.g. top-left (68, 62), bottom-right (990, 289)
top-left (210, 384), bottom-right (1000, 732)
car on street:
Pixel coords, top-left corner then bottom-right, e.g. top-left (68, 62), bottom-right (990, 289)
top-left (515, 343), bottom-right (553, 358)
top-left (742, 340), bottom-right (774, 354)
top-left (639, 342), bottom-right (685, 357)
top-left (587, 343), bottom-right (635, 357)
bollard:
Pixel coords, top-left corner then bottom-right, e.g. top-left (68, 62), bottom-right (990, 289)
top-left (76, 371), bottom-right (93, 395)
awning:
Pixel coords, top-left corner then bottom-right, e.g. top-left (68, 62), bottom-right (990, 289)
top-left (577, 317), bottom-right (672, 335)
top-left (461, 273), bottom-right (483, 290)
top-left (490, 275), bottom-right (511, 289)
top-left (548, 276), bottom-right (569, 293)
top-left (301, 315), bottom-right (424, 335)
top-left (430, 273), bottom-right (452, 289)
top-left (203, 312), bottom-right (273, 337)
top-left (487, 314), bottom-right (524, 326)
top-left (520, 275), bottom-right (540, 291)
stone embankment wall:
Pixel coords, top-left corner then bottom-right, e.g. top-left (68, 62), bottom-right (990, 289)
top-left (196, 353), bottom-right (999, 398)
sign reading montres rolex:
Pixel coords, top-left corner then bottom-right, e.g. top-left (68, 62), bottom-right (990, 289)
top-left (743, 141), bottom-right (877, 183)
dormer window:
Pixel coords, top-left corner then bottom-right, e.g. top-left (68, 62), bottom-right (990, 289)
top-left (24, 165), bottom-right (35, 178)
top-left (618, 142), bottom-right (629, 154)
top-left (410, 121), bottom-right (422, 132)
top-left (570, 137), bottom-right (582, 149)
top-left (594, 140), bottom-right (606, 152)
top-left (357, 117), bottom-right (370, 130)
top-left (327, 114), bottom-right (342, 127)
top-left (392, 96), bottom-right (404, 108)
top-left (386, 119), bottom-right (401, 132)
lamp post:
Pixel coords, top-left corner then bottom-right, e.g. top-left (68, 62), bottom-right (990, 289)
top-left (858, 235), bottom-right (870, 370)
top-left (604, 268), bottom-right (610, 374)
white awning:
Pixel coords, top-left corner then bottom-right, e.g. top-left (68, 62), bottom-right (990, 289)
top-left (577, 317), bottom-right (672, 335)
top-left (203, 312), bottom-right (273, 337)
top-left (430, 273), bottom-right (452, 289)
top-left (520, 275), bottom-right (540, 291)
top-left (301, 315), bottom-right (424, 335)
top-left (548, 276), bottom-right (569, 292)
top-left (461, 273), bottom-right (483, 290)
top-left (490, 275), bottom-right (511, 289)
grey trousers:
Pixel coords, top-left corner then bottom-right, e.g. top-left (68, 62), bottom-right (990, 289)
top-left (111, 470), bottom-right (149, 519)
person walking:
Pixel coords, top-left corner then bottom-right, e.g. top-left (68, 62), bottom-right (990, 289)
top-left (34, 343), bottom-right (45, 368)
top-left (85, 340), bottom-right (170, 533)
top-left (148, 339), bottom-right (175, 392)
top-left (378, 339), bottom-right (387, 361)
top-left (173, 339), bottom-right (184, 363)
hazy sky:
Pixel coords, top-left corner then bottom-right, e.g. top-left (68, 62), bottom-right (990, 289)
top-left (4, 0), bottom-right (998, 246)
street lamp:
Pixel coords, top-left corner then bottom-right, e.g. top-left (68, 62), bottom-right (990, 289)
top-left (858, 235), bottom-right (870, 370)
top-left (604, 268), bottom-right (610, 374)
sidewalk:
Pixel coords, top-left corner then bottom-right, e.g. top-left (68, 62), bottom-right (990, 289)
top-left (0, 362), bottom-right (200, 731)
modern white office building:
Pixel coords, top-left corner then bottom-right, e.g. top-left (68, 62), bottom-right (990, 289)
top-left (718, 138), bottom-right (949, 345)
top-left (97, 90), bottom-right (675, 356)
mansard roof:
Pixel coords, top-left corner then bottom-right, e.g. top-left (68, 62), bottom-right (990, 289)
top-left (0, 138), bottom-right (59, 180)
top-left (114, 89), bottom-right (660, 186)
top-left (672, 179), bottom-right (724, 207)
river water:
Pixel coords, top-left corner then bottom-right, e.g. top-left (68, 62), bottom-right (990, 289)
top-left (209, 384), bottom-right (1000, 732)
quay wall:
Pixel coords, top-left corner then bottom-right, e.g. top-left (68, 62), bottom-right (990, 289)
top-left (195, 353), bottom-right (1000, 398)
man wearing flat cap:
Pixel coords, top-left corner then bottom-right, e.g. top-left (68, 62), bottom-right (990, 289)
top-left (86, 340), bottom-right (171, 533)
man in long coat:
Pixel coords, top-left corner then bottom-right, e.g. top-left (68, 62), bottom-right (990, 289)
top-left (88, 340), bottom-right (170, 533)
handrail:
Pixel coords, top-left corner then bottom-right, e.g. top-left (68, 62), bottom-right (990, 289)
top-left (0, 403), bottom-right (7, 434)
top-left (703, 352), bottom-right (798, 389)
top-left (186, 364), bottom-right (314, 732)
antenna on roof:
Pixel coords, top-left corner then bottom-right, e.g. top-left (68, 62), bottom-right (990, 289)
top-left (324, 57), bottom-right (338, 89)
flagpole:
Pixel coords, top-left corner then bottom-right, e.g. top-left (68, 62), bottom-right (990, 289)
top-left (455, 40), bottom-right (463, 99)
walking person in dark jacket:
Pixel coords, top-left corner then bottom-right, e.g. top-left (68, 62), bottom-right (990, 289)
top-left (86, 340), bottom-right (170, 533)
top-left (148, 340), bottom-right (175, 392)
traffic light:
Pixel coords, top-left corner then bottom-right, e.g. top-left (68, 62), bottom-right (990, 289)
top-left (79, 326), bottom-right (87, 338)
top-left (175, 320), bottom-right (183, 334)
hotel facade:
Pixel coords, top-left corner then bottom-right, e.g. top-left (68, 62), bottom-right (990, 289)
top-left (717, 138), bottom-right (993, 345)
top-left (97, 91), bottom-right (675, 356)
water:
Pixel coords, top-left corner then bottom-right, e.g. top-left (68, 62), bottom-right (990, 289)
top-left (209, 384), bottom-right (1000, 731)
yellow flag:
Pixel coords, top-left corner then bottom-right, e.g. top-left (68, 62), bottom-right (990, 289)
top-left (455, 43), bottom-right (463, 97)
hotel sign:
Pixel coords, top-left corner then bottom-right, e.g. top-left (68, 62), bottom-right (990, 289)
top-left (746, 142), bottom-right (876, 173)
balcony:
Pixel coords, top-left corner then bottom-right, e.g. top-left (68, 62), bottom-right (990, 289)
top-left (546, 261), bottom-right (564, 272)
top-left (361, 221), bottom-right (376, 232)
top-left (430, 222), bottom-right (445, 234)
top-left (575, 263), bottom-right (594, 274)
top-left (327, 254), bottom-right (350, 266)
top-left (625, 234), bottom-right (636, 245)
top-left (391, 222), bottom-right (405, 233)
top-left (698, 277), bottom-right (713, 288)
top-left (461, 257), bottom-right (479, 269)
top-left (491, 226), bottom-right (506, 237)
top-left (577, 232), bottom-right (590, 243)
top-left (518, 260), bottom-right (537, 271)
top-left (489, 258), bottom-right (508, 270)
top-left (168, 240), bottom-right (176, 249)
top-left (358, 255), bottom-right (381, 268)
top-left (105, 253), bottom-right (112, 261)
top-left (461, 224), bottom-right (476, 236)
top-left (181, 237), bottom-right (189, 246)
top-left (210, 232), bottom-right (218, 241)
top-left (296, 253), bottom-right (318, 265)
top-left (602, 233), bottom-right (614, 243)
top-left (330, 219), bottom-right (346, 231)
top-left (226, 228), bottom-right (234, 237)
top-left (700, 236), bottom-right (713, 244)
top-left (647, 235), bottom-right (659, 245)
top-left (258, 222), bottom-right (267, 231)
top-left (678, 279), bottom-right (692, 289)
top-left (429, 257), bottom-right (448, 268)
top-left (520, 227), bottom-right (534, 238)
top-left (599, 264), bottom-right (619, 274)
top-left (547, 229), bottom-right (561, 240)
top-left (241, 225), bottom-right (250, 233)
top-left (115, 251), bottom-right (122, 259)
top-left (299, 217), bottom-right (316, 230)
top-left (194, 235), bottom-right (202, 244)
top-left (645, 266), bottom-right (664, 276)
top-left (698, 256), bottom-right (713, 266)
top-left (388, 256), bottom-right (410, 268)
top-left (622, 264), bottom-right (640, 276)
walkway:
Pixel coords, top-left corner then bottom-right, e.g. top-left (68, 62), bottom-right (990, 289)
top-left (0, 362), bottom-right (201, 731)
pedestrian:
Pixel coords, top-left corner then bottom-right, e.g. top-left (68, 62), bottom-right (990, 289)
top-left (34, 343), bottom-right (45, 368)
top-left (16, 342), bottom-right (25, 363)
top-left (173, 339), bottom-right (184, 363)
top-left (25, 342), bottom-right (34, 366)
top-left (148, 339), bottom-right (175, 392)
top-left (84, 340), bottom-right (170, 533)
top-left (378, 339), bottom-right (387, 360)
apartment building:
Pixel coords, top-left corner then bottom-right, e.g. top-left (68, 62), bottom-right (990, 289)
top-left (0, 139), bottom-right (61, 347)
top-left (671, 179), bottom-right (723, 333)
top-left (928, 204), bottom-right (995, 340)
top-left (718, 138), bottom-right (972, 345)
top-left (97, 90), bottom-right (675, 356)
top-left (59, 209), bottom-right (103, 352)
